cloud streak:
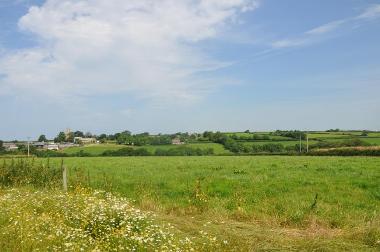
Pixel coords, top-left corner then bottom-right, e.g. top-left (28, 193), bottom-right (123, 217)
top-left (0, 0), bottom-right (259, 103)
top-left (271, 4), bottom-right (380, 49)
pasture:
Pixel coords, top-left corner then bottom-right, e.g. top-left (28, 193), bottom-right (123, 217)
top-left (61, 142), bottom-right (231, 155)
top-left (41, 156), bottom-right (380, 251)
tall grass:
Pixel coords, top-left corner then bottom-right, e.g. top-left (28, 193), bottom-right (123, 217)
top-left (0, 158), bottom-right (229, 251)
top-left (0, 158), bottom-right (62, 188)
top-left (0, 188), bottom-right (228, 251)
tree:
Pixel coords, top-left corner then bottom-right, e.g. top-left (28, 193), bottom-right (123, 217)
top-left (0, 140), bottom-right (4, 152)
top-left (54, 132), bottom-right (66, 143)
top-left (98, 134), bottom-right (107, 143)
top-left (74, 131), bottom-right (84, 138)
top-left (85, 132), bottom-right (93, 138)
top-left (38, 135), bottom-right (47, 142)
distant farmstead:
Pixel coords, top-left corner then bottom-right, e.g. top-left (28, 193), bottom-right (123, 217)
top-left (46, 144), bottom-right (59, 151)
top-left (3, 143), bottom-right (18, 151)
top-left (74, 137), bottom-right (97, 144)
top-left (171, 138), bottom-right (184, 145)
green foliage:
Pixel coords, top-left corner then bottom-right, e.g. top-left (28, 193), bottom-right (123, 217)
top-left (154, 146), bottom-right (214, 156)
top-left (0, 188), bottom-right (223, 251)
top-left (272, 130), bottom-right (306, 140)
top-left (102, 147), bottom-right (151, 156)
top-left (326, 128), bottom-right (340, 132)
top-left (42, 156), bottom-right (380, 250)
top-left (37, 134), bottom-right (47, 142)
top-left (54, 131), bottom-right (66, 143)
top-left (309, 148), bottom-right (380, 156)
top-left (0, 158), bottom-right (61, 188)
top-left (311, 138), bottom-right (371, 149)
top-left (74, 131), bottom-right (85, 137)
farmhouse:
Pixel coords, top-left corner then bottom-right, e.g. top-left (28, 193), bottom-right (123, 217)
top-left (74, 137), bottom-right (97, 144)
top-left (33, 142), bottom-right (46, 149)
top-left (172, 138), bottom-right (184, 145)
top-left (3, 143), bottom-right (18, 151)
top-left (46, 144), bottom-right (59, 151)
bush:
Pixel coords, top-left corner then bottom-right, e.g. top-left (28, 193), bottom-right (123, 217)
top-left (34, 150), bottom-right (70, 158)
top-left (154, 147), bottom-right (214, 156)
top-left (308, 148), bottom-right (380, 156)
top-left (102, 147), bottom-right (150, 156)
top-left (310, 138), bottom-right (370, 150)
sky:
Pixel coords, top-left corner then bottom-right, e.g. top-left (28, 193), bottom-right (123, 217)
top-left (0, 0), bottom-right (379, 140)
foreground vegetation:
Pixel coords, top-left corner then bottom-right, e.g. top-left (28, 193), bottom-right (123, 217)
top-left (0, 159), bottom-right (227, 251)
top-left (1, 156), bottom-right (379, 250)
top-left (40, 156), bottom-right (380, 251)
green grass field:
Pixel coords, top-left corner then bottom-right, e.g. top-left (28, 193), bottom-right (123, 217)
top-left (361, 137), bottom-right (380, 145)
top-left (321, 137), bottom-right (380, 145)
top-left (42, 156), bottom-right (380, 251)
top-left (61, 143), bottom-right (231, 155)
top-left (242, 140), bottom-right (318, 147)
top-left (62, 144), bottom-right (123, 155)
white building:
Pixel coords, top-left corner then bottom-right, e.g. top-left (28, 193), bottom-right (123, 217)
top-left (74, 137), bottom-right (97, 144)
top-left (3, 143), bottom-right (18, 151)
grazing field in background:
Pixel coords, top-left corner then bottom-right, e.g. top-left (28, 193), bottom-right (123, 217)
top-left (57, 130), bottom-right (380, 157)
top-left (41, 156), bottom-right (380, 251)
top-left (61, 142), bottom-right (232, 155)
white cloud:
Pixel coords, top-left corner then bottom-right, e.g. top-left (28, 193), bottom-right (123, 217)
top-left (271, 4), bottom-right (380, 49)
top-left (271, 38), bottom-right (308, 49)
top-left (356, 4), bottom-right (380, 19)
top-left (305, 20), bottom-right (346, 35)
top-left (0, 0), bottom-right (258, 102)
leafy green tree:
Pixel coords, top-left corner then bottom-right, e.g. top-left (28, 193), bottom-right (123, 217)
top-left (0, 140), bottom-right (4, 153)
top-left (38, 135), bottom-right (47, 142)
top-left (85, 132), bottom-right (93, 138)
top-left (74, 131), bottom-right (84, 137)
top-left (98, 134), bottom-right (107, 143)
top-left (54, 132), bottom-right (66, 143)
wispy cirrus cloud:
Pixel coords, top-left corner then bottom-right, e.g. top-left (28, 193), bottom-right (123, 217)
top-left (0, 0), bottom-right (259, 104)
top-left (271, 4), bottom-right (380, 49)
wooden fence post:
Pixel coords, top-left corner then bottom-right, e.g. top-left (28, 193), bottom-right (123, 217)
top-left (63, 165), bottom-right (68, 192)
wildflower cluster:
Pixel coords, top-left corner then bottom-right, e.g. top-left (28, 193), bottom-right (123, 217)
top-left (0, 188), bottom-right (214, 251)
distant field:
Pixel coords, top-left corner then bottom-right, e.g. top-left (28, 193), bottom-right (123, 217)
top-left (361, 137), bottom-right (380, 145)
top-left (60, 135), bottom-right (380, 157)
top-left (61, 143), bottom-right (231, 155)
top-left (46, 156), bottom-right (380, 251)
top-left (243, 140), bottom-right (318, 147)
top-left (140, 143), bottom-right (230, 155)
top-left (321, 137), bottom-right (380, 145)
top-left (368, 132), bottom-right (380, 137)
top-left (308, 133), bottom-right (355, 139)
top-left (61, 144), bottom-right (124, 155)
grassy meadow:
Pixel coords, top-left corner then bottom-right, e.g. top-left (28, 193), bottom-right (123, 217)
top-left (1, 142), bottom-right (380, 251)
top-left (32, 156), bottom-right (380, 251)
top-left (61, 142), bottom-right (231, 155)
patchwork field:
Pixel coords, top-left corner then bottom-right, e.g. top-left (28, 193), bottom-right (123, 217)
top-left (37, 156), bottom-right (380, 251)
top-left (57, 131), bottom-right (380, 157)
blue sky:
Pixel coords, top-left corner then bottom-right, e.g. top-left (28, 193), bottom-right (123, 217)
top-left (0, 0), bottom-right (379, 140)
